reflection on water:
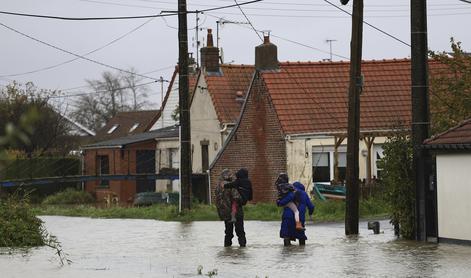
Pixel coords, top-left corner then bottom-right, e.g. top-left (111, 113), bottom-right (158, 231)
top-left (1, 216), bottom-right (471, 277)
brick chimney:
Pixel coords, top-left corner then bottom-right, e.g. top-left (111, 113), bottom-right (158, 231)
top-left (200, 29), bottom-right (220, 73)
top-left (255, 35), bottom-right (279, 71)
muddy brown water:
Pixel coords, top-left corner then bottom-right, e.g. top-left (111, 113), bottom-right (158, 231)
top-left (1, 216), bottom-right (471, 277)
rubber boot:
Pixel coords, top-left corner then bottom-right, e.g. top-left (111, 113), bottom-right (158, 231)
top-left (283, 238), bottom-right (291, 246)
top-left (295, 221), bottom-right (305, 231)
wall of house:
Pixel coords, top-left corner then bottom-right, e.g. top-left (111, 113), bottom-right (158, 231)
top-left (191, 77), bottom-right (224, 174)
top-left (436, 153), bottom-right (471, 242)
top-left (151, 75), bottom-right (180, 130)
top-left (210, 75), bottom-right (286, 203)
top-left (83, 140), bottom-right (157, 205)
top-left (286, 136), bottom-right (387, 192)
top-left (155, 139), bottom-right (180, 192)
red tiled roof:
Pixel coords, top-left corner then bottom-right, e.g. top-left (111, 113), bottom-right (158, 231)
top-left (94, 110), bottom-right (160, 141)
top-left (424, 118), bottom-right (471, 146)
top-left (205, 64), bottom-right (255, 123)
top-left (261, 59), bottom-right (444, 135)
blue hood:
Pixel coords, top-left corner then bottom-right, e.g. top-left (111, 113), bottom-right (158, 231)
top-left (293, 182), bottom-right (305, 191)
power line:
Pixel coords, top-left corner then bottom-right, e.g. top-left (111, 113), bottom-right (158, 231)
top-left (0, 18), bottom-right (156, 78)
top-left (0, 21), bottom-right (159, 81)
top-left (0, 0), bottom-right (262, 21)
top-left (49, 81), bottom-right (157, 99)
top-left (233, 0), bottom-right (263, 41)
top-left (205, 13), bottom-right (350, 60)
top-left (323, 0), bottom-right (411, 47)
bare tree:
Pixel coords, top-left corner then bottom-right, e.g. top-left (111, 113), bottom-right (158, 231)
top-left (121, 67), bottom-right (150, 110)
top-left (70, 69), bottom-right (152, 131)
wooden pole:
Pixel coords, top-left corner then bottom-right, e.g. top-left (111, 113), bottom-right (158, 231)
top-left (178, 0), bottom-right (192, 210)
top-left (345, 0), bottom-right (363, 236)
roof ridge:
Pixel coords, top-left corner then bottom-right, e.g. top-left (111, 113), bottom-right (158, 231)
top-left (279, 58), bottom-right (412, 66)
top-left (424, 118), bottom-right (471, 144)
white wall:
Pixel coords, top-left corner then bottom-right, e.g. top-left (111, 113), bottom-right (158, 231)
top-left (190, 77), bottom-right (226, 173)
top-left (286, 135), bottom-right (387, 192)
top-left (155, 139), bottom-right (180, 192)
top-left (436, 153), bottom-right (471, 241)
top-left (150, 75), bottom-right (179, 130)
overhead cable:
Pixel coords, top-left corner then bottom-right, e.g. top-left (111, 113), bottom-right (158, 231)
top-left (0, 0), bottom-right (262, 21)
top-left (233, 0), bottom-right (263, 41)
top-left (0, 21), bottom-right (160, 81)
top-left (0, 18), bottom-right (156, 78)
top-left (323, 0), bottom-right (411, 47)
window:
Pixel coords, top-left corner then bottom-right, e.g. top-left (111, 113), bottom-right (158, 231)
top-left (373, 145), bottom-right (384, 180)
top-left (96, 155), bottom-right (109, 187)
top-left (312, 146), bottom-right (347, 183)
top-left (107, 124), bottom-right (119, 134)
top-left (129, 123), bottom-right (140, 133)
top-left (169, 148), bottom-right (179, 169)
top-left (313, 152), bottom-right (330, 182)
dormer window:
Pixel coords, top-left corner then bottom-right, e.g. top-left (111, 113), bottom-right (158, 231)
top-left (107, 124), bottom-right (119, 134)
top-left (129, 123), bottom-right (140, 133)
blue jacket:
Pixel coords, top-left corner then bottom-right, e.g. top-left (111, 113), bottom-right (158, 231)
top-left (276, 182), bottom-right (315, 240)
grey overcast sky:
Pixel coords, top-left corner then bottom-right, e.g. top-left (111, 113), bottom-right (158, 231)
top-left (0, 0), bottom-right (470, 110)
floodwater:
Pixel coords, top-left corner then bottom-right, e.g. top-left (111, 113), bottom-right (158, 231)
top-left (1, 217), bottom-right (471, 278)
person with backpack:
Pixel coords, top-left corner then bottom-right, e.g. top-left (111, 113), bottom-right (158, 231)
top-left (215, 168), bottom-right (250, 247)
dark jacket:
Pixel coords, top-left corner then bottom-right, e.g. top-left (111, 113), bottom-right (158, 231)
top-left (224, 168), bottom-right (253, 205)
top-left (215, 173), bottom-right (243, 221)
top-left (276, 182), bottom-right (315, 240)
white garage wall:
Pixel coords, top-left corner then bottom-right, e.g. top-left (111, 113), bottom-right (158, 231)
top-left (437, 153), bottom-right (471, 241)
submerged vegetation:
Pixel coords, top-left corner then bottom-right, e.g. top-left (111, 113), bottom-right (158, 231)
top-left (33, 197), bottom-right (388, 222)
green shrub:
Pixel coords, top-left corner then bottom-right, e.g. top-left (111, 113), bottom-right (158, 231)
top-left (42, 188), bottom-right (94, 205)
top-left (0, 193), bottom-right (45, 247)
top-left (378, 132), bottom-right (416, 239)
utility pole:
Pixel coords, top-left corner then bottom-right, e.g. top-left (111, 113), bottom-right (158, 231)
top-left (195, 11), bottom-right (200, 68)
top-left (178, 0), bottom-right (192, 210)
top-left (344, 0), bottom-right (364, 236)
top-left (411, 0), bottom-right (432, 241)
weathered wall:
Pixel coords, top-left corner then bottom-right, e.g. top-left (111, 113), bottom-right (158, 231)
top-left (210, 74), bottom-right (286, 203)
top-left (190, 76), bottom-right (224, 174)
top-left (286, 136), bottom-right (388, 192)
top-left (436, 153), bottom-right (471, 241)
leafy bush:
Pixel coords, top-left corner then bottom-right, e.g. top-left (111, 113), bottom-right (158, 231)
top-left (42, 188), bottom-right (95, 205)
top-left (0, 193), bottom-right (45, 247)
top-left (378, 133), bottom-right (416, 239)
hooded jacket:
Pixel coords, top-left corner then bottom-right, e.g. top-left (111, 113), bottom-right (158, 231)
top-left (224, 168), bottom-right (253, 204)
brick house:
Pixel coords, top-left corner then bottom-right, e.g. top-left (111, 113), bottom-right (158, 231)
top-left (424, 118), bottom-right (471, 244)
top-left (209, 36), bottom-right (445, 203)
top-left (81, 126), bottom-right (179, 205)
top-left (190, 29), bottom-right (254, 175)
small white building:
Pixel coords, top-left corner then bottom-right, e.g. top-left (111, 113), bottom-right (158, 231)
top-left (424, 118), bottom-right (471, 244)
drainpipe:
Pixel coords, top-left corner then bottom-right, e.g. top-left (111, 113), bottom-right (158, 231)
top-left (80, 150), bottom-right (85, 191)
top-left (207, 169), bottom-right (211, 205)
top-left (285, 135), bottom-right (293, 143)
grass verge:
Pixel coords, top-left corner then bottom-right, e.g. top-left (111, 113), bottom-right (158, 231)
top-left (33, 197), bottom-right (389, 223)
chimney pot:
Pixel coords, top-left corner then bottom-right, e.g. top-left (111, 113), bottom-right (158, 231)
top-left (200, 29), bottom-right (219, 72)
top-left (207, 28), bottom-right (214, 47)
top-left (264, 36), bottom-right (270, 44)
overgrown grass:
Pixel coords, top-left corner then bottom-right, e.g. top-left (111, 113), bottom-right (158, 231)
top-left (42, 188), bottom-right (94, 205)
top-left (33, 197), bottom-right (389, 222)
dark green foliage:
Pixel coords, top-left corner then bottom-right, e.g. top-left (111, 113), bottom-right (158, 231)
top-left (378, 133), bottom-right (416, 239)
top-left (1, 157), bottom-right (80, 180)
top-left (1, 157), bottom-right (81, 202)
top-left (430, 38), bottom-right (471, 134)
top-left (0, 193), bottom-right (45, 247)
top-left (42, 188), bottom-right (95, 205)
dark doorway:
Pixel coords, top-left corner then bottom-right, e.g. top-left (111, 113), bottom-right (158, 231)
top-left (201, 141), bottom-right (209, 172)
top-left (136, 150), bottom-right (156, 193)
